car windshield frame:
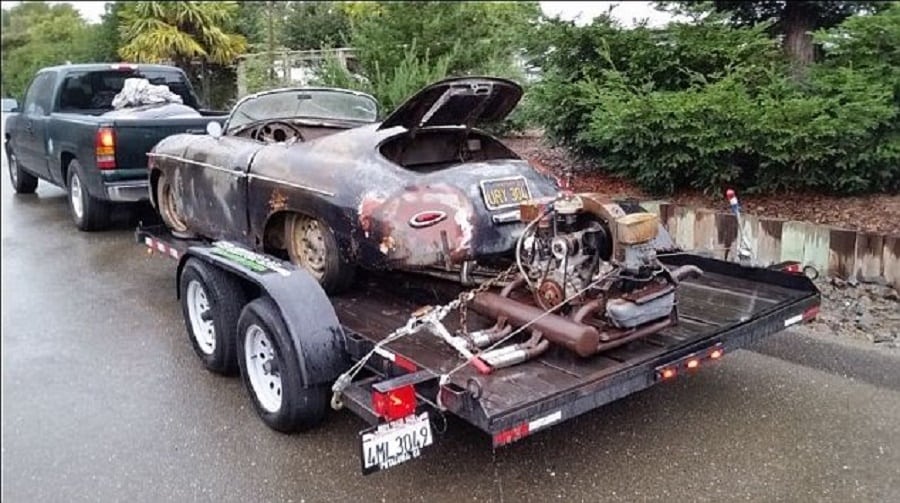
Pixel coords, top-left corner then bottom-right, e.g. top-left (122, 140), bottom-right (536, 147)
top-left (226, 88), bottom-right (378, 133)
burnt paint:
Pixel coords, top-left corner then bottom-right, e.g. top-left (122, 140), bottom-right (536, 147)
top-left (149, 121), bottom-right (559, 273)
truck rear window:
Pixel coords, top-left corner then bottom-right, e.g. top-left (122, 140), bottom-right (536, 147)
top-left (57, 69), bottom-right (199, 114)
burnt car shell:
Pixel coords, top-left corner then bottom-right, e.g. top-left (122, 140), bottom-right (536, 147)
top-left (148, 77), bottom-right (559, 275)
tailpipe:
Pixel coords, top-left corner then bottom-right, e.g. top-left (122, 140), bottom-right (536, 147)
top-left (470, 292), bottom-right (601, 357)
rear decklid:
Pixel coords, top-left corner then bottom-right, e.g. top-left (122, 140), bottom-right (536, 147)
top-left (377, 77), bottom-right (522, 132)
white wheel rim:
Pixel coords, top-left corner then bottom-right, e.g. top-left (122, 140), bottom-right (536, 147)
top-left (245, 324), bottom-right (282, 413)
top-left (70, 172), bottom-right (84, 219)
top-left (186, 280), bottom-right (215, 355)
top-left (9, 154), bottom-right (18, 186)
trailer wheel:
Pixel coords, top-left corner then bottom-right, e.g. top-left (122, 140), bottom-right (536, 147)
top-left (237, 297), bottom-right (329, 433)
top-left (179, 258), bottom-right (247, 375)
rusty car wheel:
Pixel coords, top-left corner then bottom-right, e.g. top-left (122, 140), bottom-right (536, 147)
top-left (286, 213), bottom-right (355, 294)
top-left (156, 172), bottom-right (190, 234)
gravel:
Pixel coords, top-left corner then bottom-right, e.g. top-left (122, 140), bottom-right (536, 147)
top-left (807, 278), bottom-right (900, 349)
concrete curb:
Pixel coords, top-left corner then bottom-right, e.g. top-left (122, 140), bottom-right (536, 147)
top-left (641, 200), bottom-right (900, 290)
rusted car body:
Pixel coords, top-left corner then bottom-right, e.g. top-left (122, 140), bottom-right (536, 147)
top-left (147, 77), bottom-right (561, 286)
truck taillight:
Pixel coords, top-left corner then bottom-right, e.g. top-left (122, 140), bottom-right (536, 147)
top-left (96, 128), bottom-right (116, 170)
top-left (372, 385), bottom-right (416, 421)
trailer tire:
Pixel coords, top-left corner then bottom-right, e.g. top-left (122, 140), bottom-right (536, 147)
top-left (179, 258), bottom-right (247, 375)
top-left (237, 297), bottom-right (329, 433)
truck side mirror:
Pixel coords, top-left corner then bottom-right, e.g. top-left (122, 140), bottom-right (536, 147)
top-left (206, 121), bottom-right (222, 139)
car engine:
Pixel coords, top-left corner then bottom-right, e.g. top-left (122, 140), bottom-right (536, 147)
top-left (467, 193), bottom-right (703, 367)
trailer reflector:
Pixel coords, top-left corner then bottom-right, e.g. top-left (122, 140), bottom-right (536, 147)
top-left (372, 384), bottom-right (416, 422)
top-left (710, 348), bottom-right (724, 359)
top-left (493, 410), bottom-right (562, 447)
top-left (686, 358), bottom-right (700, 369)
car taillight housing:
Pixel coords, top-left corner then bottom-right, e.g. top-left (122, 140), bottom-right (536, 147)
top-left (372, 384), bottom-right (416, 421)
top-left (95, 127), bottom-right (116, 170)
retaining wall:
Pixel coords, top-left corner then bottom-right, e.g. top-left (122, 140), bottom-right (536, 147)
top-left (639, 201), bottom-right (900, 290)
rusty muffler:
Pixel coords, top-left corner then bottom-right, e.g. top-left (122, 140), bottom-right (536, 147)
top-left (470, 292), bottom-right (601, 357)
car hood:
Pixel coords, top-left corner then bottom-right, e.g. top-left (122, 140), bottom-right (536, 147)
top-left (377, 77), bottom-right (523, 132)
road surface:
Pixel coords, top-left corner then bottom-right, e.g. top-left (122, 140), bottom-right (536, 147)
top-left (2, 134), bottom-right (899, 502)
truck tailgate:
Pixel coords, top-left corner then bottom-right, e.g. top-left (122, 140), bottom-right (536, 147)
top-left (333, 255), bottom-right (820, 433)
top-left (113, 116), bottom-right (223, 169)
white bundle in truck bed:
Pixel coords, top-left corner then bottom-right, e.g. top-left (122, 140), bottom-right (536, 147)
top-left (111, 78), bottom-right (184, 109)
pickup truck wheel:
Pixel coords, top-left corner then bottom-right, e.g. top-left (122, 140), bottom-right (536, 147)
top-left (6, 150), bottom-right (38, 194)
top-left (156, 172), bottom-right (191, 235)
top-left (179, 258), bottom-right (247, 375)
top-left (237, 297), bottom-right (328, 433)
top-left (286, 214), bottom-right (355, 294)
top-left (67, 160), bottom-right (109, 231)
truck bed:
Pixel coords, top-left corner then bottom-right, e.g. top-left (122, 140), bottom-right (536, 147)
top-left (333, 254), bottom-right (819, 434)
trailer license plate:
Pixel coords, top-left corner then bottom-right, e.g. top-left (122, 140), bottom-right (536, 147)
top-left (480, 176), bottom-right (532, 210)
top-left (359, 412), bottom-right (433, 474)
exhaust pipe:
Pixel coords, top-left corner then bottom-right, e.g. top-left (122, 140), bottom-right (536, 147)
top-left (470, 292), bottom-right (601, 357)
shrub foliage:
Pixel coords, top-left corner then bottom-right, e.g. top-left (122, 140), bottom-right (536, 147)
top-left (527, 6), bottom-right (900, 195)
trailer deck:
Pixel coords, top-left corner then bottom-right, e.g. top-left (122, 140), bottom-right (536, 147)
top-left (137, 224), bottom-right (820, 472)
top-left (332, 254), bottom-right (819, 437)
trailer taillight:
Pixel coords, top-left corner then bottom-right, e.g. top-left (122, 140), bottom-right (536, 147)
top-left (710, 348), bottom-right (724, 360)
top-left (686, 358), bottom-right (700, 370)
top-left (95, 128), bottom-right (116, 170)
top-left (372, 384), bottom-right (416, 422)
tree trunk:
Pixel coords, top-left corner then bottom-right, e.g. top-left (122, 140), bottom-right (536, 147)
top-left (782, 2), bottom-right (815, 80)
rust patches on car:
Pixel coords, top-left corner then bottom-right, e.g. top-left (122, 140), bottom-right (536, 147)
top-left (269, 189), bottom-right (288, 213)
top-left (364, 184), bottom-right (477, 268)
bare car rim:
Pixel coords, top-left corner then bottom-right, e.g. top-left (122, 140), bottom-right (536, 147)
top-left (245, 324), bottom-right (283, 413)
top-left (70, 172), bottom-right (84, 219)
top-left (9, 154), bottom-right (18, 186)
top-left (289, 215), bottom-right (327, 279)
top-left (160, 179), bottom-right (189, 232)
top-left (186, 280), bottom-right (215, 355)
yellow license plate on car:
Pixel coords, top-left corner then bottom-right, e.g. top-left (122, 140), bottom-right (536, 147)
top-left (480, 176), bottom-right (532, 210)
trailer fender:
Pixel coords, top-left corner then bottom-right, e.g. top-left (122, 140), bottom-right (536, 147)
top-left (175, 242), bottom-right (348, 387)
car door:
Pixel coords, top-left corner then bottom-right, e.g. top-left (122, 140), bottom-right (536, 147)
top-left (179, 134), bottom-right (265, 241)
top-left (14, 71), bottom-right (56, 179)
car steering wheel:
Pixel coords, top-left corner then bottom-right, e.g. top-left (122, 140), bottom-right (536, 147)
top-left (254, 120), bottom-right (304, 144)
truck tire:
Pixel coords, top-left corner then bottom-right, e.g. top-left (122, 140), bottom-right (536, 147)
top-left (6, 148), bottom-right (38, 194)
top-left (67, 160), bottom-right (109, 231)
top-left (179, 258), bottom-right (247, 375)
top-left (237, 297), bottom-right (329, 433)
top-left (285, 213), bottom-right (355, 294)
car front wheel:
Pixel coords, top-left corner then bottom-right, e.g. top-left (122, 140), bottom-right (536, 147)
top-left (6, 148), bottom-right (38, 194)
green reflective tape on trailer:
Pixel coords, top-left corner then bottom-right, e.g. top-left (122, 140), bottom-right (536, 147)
top-left (210, 242), bottom-right (291, 276)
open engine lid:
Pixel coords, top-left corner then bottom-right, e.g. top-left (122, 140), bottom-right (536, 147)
top-left (377, 77), bottom-right (523, 131)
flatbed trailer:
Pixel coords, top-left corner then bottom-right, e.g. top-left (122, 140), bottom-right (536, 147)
top-left (137, 223), bottom-right (820, 475)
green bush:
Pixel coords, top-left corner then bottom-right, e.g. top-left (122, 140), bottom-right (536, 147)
top-left (528, 7), bottom-right (900, 195)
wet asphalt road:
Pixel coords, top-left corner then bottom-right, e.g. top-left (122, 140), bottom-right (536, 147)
top-left (2, 140), bottom-right (899, 502)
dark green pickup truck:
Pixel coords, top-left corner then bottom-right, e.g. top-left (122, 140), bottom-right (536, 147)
top-left (4, 63), bottom-right (225, 231)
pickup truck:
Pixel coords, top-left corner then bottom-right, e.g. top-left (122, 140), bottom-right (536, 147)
top-left (3, 63), bottom-right (224, 231)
